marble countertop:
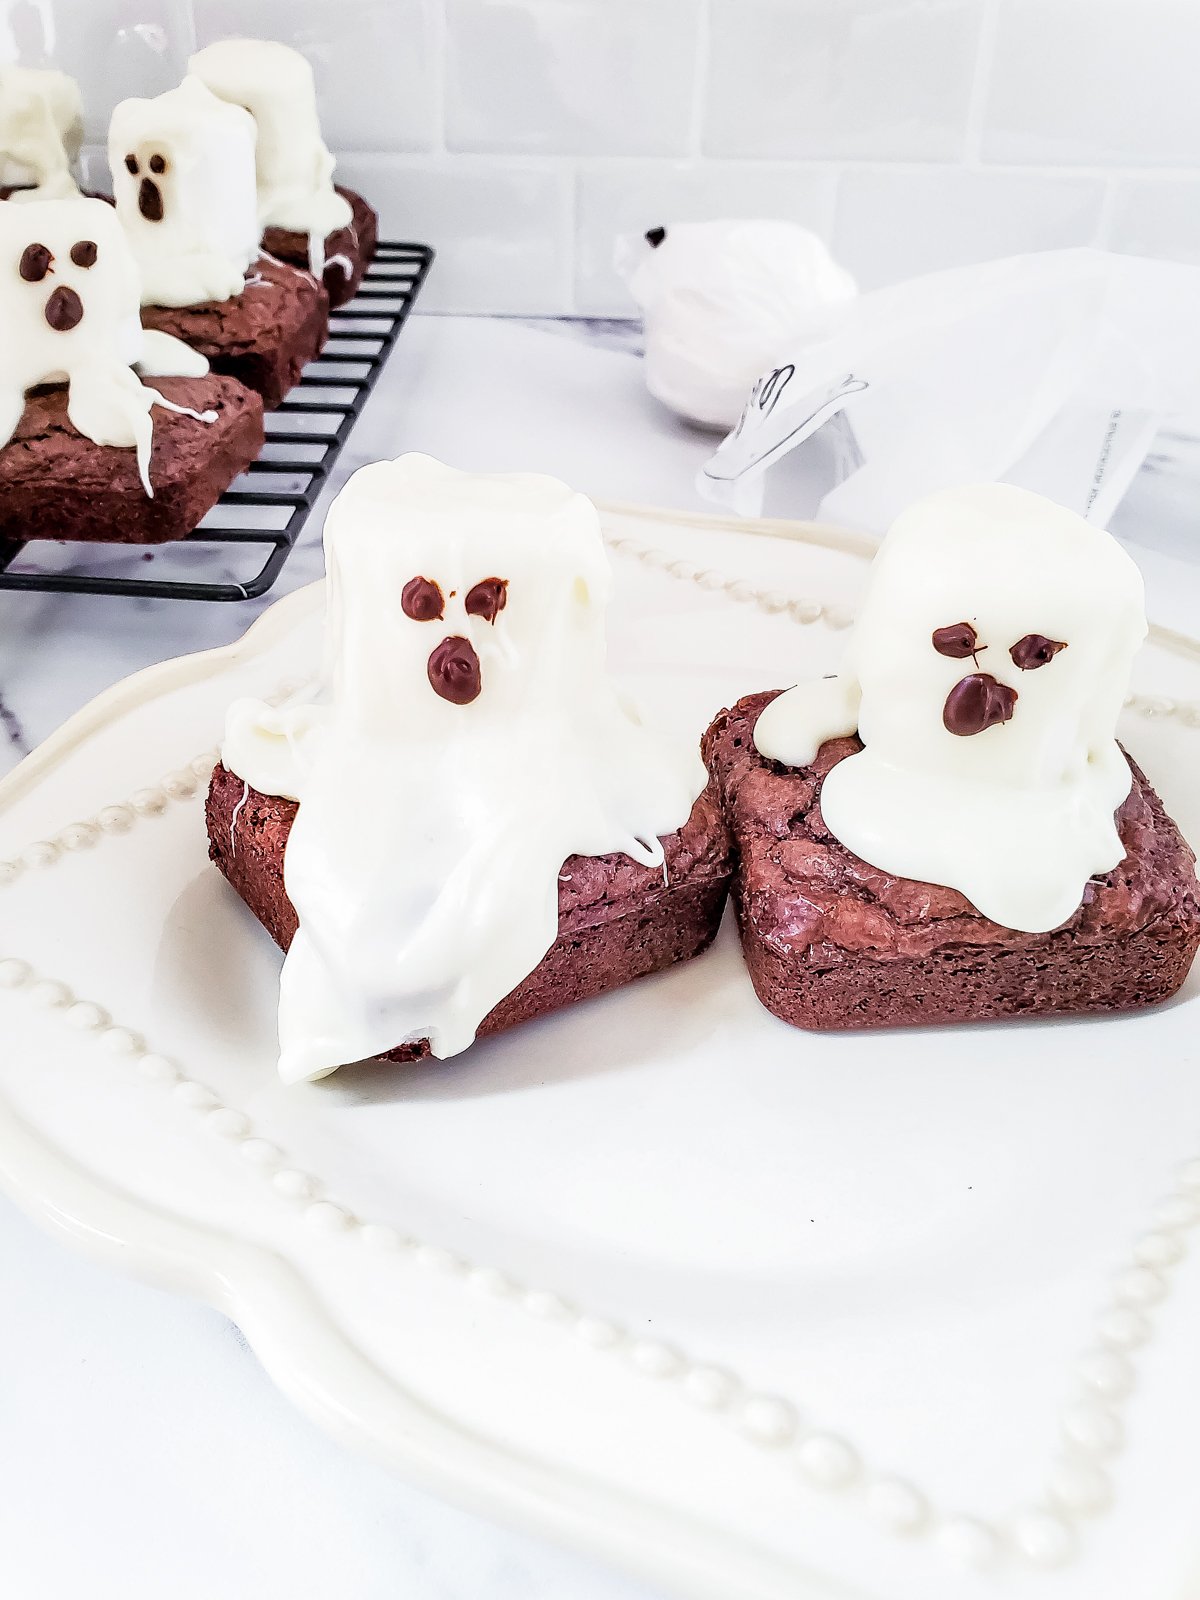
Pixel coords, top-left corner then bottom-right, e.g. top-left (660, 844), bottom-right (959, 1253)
top-left (3, 312), bottom-right (1200, 1600)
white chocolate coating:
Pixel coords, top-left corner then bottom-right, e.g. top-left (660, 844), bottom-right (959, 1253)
top-left (618, 219), bottom-right (857, 431)
top-left (0, 66), bottom-right (82, 201)
top-left (188, 39), bottom-right (352, 272)
top-left (222, 453), bottom-right (706, 1082)
top-left (109, 77), bottom-right (259, 309)
top-left (0, 197), bottom-right (214, 495)
top-left (754, 484), bottom-right (1147, 932)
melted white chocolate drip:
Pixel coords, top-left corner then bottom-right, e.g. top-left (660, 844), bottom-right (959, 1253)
top-left (222, 454), bottom-right (706, 1081)
top-left (189, 38), bottom-right (352, 258)
top-left (0, 66), bottom-right (82, 201)
top-left (109, 77), bottom-right (259, 309)
top-left (755, 483), bottom-right (1148, 932)
top-left (0, 197), bottom-right (213, 496)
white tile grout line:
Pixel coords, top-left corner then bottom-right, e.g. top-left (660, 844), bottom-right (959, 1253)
top-left (962, 0), bottom-right (1003, 169)
top-left (686, 0), bottom-right (712, 162)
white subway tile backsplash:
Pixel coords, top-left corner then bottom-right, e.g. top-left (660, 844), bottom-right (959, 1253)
top-left (1106, 178), bottom-right (1200, 265)
top-left (575, 161), bottom-right (840, 312)
top-left (333, 155), bottom-right (573, 313)
top-left (983, 0), bottom-right (1200, 167)
top-left (192, 0), bottom-right (438, 153)
top-left (703, 0), bottom-right (984, 162)
top-left (445, 0), bottom-right (700, 156)
top-left (833, 167), bottom-right (1106, 288)
top-left (33, 0), bottom-right (195, 142)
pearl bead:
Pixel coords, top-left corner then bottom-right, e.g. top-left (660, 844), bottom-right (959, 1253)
top-left (667, 560), bottom-right (698, 581)
top-left (0, 858), bottom-right (22, 885)
top-left (416, 1244), bottom-right (463, 1274)
top-left (1062, 1399), bottom-right (1123, 1456)
top-left (727, 580), bottom-right (757, 603)
top-left (358, 1223), bottom-right (404, 1253)
top-left (1012, 1509), bottom-right (1076, 1568)
top-left (682, 1365), bottom-right (738, 1410)
top-left (173, 1081), bottom-right (217, 1111)
top-left (1152, 1194), bottom-right (1200, 1231)
top-left (162, 769), bottom-right (197, 800)
top-left (696, 569), bottom-right (727, 592)
top-left (101, 1027), bottom-right (140, 1056)
top-left (206, 1108), bottom-right (249, 1139)
top-left (131, 787), bottom-right (168, 817)
top-left (58, 821), bottom-right (98, 851)
top-left (796, 1433), bottom-right (859, 1489)
top-left (524, 1289), bottom-right (572, 1320)
top-left (305, 1201), bottom-right (352, 1233)
top-left (1097, 1307), bottom-right (1151, 1349)
top-left (138, 1053), bottom-right (178, 1083)
top-left (190, 751), bottom-right (220, 780)
top-left (576, 1316), bottom-right (623, 1350)
top-left (1134, 1231), bottom-right (1185, 1268)
top-left (865, 1477), bottom-right (928, 1534)
top-left (273, 1169), bottom-right (318, 1200)
top-left (65, 1001), bottom-right (108, 1031)
top-left (1113, 1265), bottom-right (1167, 1307)
top-left (1048, 1456), bottom-right (1111, 1515)
top-left (628, 1340), bottom-right (684, 1379)
top-left (97, 804), bottom-right (135, 834)
top-left (0, 958), bottom-right (31, 989)
top-left (1178, 1157), bottom-right (1200, 1192)
top-left (21, 839), bottom-right (60, 868)
top-left (934, 1517), bottom-right (1001, 1570)
top-left (759, 590), bottom-right (792, 613)
top-left (238, 1138), bottom-right (283, 1169)
top-left (468, 1266), bottom-right (516, 1298)
top-left (823, 605), bottom-right (855, 630)
top-left (1076, 1348), bottom-right (1134, 1399)
top-left (788, 598), bottom-right (822, 624)
top-left (29, 978), bottom-right (71, 1008)
top-left (738, 1395), bottom-right (798, 1447)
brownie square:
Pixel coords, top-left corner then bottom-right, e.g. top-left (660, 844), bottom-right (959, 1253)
top-left (705, 690), bottom-right (1200, 1030)
top-left (206, 761), bottom-right (733, 1066)
top-left (0, 375), bottom-right (263, 547)
top-left (262, 186), bottom-right (377, 309)
top-left (141, 254), bottom-right (329, 411)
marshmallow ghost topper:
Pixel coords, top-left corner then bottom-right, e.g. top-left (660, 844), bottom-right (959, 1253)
top-left (189, 39), bottom-right (352, 276)
top-left (617, 219), bottom-right (857, 431)
top-left (222, 454), bottom-right (706, 1082)
top-left (0, 197), bottom-right (214, 494)
top-left (754, 484), bottom-right (1148, 932)
top-left (0, 66), bottom-right (82, 201)
top-left (109, 77), bottom-right (259, 308)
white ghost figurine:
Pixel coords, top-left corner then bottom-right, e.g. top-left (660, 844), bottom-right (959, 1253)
top-left (753, 483), bottom-right (1148, 933)
top-left (222, 453), bottom-right (706, 1082)
top-left (0, 65), bottom-right (82, 201)
top-left (109, 77), bottom-right (259, 308)
top-left (0, 196), bottom-right (214, 494)
top-left (189, 38), bottom-right (352, 274)
top-left (617, 219), bottom-right (857, 431)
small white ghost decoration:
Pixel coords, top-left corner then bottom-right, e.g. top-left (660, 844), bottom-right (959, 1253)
top-left (109, 77), bottom-right (259, 308)
top-left (189, 38), bottom-right (351, 274)
top-left (754, 483), bottom-right (1148, 933)
top-left (0, 196), bottom-right (214, 493)
top-left (222, 453), bottom-right (706, 1082)
top-left (617, 218), bottom-right (857, 431)
top-left (0, 65), bottom-right (82, 201)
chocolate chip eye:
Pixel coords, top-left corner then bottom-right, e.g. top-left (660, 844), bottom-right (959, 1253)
top-left (149, 152), bottom-right (167, 174)
top-left (124, 153), bottom-right (139, 175)
top-left (70, 240), bottom-right (97, 269)
top-left (18, 242), bottom-right (52, 282)
top-left (401, 576), bottom-right (444, 622)
top-left (464, 577), bottom-right (508, 624)
top-left (932, 622), bottom-right (980, 659)
top-left (1010, 633), bottom-right (1067, 671)
top-left (645, 225), bottom-right (666, 248)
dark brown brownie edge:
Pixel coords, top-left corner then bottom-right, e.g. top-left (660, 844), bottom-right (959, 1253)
top-left (262, 187), bottom-right (378, 309)
top-left (704, 690), bottom-right (1200, 1030)
top-left (206, 762), bottom-right (733, 1065)
top-left (142, 255), bottom-right (329, 411)
top-left (0, 376), bottom-right (264, 546)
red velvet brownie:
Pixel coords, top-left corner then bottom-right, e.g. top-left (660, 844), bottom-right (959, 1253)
top-left (0, 375), bottom-right (263, 546)
top-left (141, 254), bottom-right (328, 411)
top-left (206, 761), bottom-right (733, 1063)
top-left (262, 186), bottom-right (377, 309)
top-left (705, 690), bottom-right (1200, 1030)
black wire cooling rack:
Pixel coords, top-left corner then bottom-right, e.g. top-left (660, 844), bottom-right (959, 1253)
top-left (0, 240), bottom-right (434, 603)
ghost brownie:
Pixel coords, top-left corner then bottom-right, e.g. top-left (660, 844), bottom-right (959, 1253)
top-left (210, 454), bottom-right (732, 1084)
top-left (708, 484), bottom-right (1200, 1030)
top-left (263, 186), bottom-right (378, 309)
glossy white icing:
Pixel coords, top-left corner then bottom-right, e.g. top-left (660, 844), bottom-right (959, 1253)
top-left (0, 66), bottom-right (82, 201)
top-left (188, 38), bottom-right (352, 271)
top-left (754, 484), bottom-right (1148, 932)
top-left (617, 219), bottom-right (856, 430)
top-left (109, 77), bottom-right (259, 309)
top-left (0, 197), bottom-right (215, 495)
top-left (221, 454), bottom-right (706, 1080)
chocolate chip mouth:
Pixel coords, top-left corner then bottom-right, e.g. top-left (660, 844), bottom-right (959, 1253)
top-left (942, 672), bottom-right (1017, 737)
top-left (138, 177), bottom-right (164, 222)
top-left (427, 635), bottom-right (482, 705)
top-left (44, 284), bottom-right (83, 332)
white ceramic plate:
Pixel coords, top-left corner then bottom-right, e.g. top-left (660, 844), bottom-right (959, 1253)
top-left (3, 505), bottom-right (1200, 1600)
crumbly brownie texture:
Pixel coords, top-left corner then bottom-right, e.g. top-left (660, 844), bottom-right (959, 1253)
top-left (704, 690), bottom-right (1200, 1030)
top-left (141, 254), bottom-right (328, 411)
top-left (206, 762), bottom-right (734, 1065)
top-left (262, 187), bottom-right (378, 309)
top-left (0, 376), bottom-right (263, 546)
